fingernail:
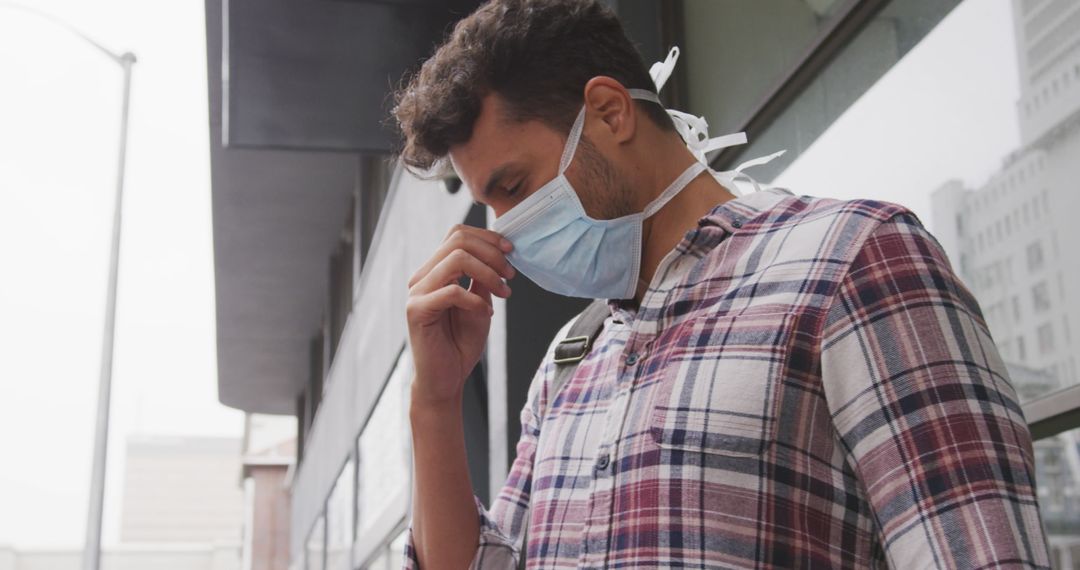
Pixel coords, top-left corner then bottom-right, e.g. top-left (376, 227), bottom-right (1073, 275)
top-left (506, 265), bottom-right (516, 279)
top-left (500, 238), bottom-right (513, 251)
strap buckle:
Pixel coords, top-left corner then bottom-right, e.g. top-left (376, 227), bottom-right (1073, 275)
top-left (553, 335), bottom-right (592, 364)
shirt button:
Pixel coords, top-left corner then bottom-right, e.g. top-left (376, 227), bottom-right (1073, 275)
top-left (732, 218), bottom-right (743, 228)
top-left (625, 352), bottom-right (639, 366)
top-left (595, 453), bottom-right (610, 471)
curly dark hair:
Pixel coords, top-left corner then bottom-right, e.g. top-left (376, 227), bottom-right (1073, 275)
top-left (392, 0), bottom-right (673, 173)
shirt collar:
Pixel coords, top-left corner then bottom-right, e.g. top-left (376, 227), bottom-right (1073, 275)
top-left (687, 186), bottom-right (794, 254)
top-left (606, 186), bottom-right (794, 318)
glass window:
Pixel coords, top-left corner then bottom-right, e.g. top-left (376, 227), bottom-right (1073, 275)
top-left (721, 3), bottom-right (971, 187)
top-left (326, 457), bottom-right (355, 570)
top-left (306, 512), bottom-right (326, 570)
top-left (365, 549), bottom-right (392, 570)
top-left (1034, 281), bottom-right (1052, 313)
top-left (1032, 426), bottom-right (1080, 567)
top-left (1029, 240), bottom-right (1046, 271)
top-left (682, 0), bottom-right (849, 141)
top-left (363, 529), bottom-right (409, 570)
top-left (356, 349), bottom-right (412, 544)
top-left (741, 0), bottom-right (1080, 386)
top-left (1038, 323), bottom-right (1056, 355)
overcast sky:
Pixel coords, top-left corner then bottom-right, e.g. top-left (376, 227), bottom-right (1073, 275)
top-left (775, 0), bottom-right (1021, 226)
top-left (0, 0), bottom-right (1020, 551)
top-left (0, 0), bottom-right (242, 549)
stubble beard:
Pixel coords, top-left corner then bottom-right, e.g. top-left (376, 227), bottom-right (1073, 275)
top-left (575, 136), bottom-right (637, 221)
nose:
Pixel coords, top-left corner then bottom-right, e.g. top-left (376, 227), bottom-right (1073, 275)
top-left (488, 204), bottom-right (507, 222)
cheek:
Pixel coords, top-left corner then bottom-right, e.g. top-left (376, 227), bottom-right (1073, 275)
top-left (573, 154), bottom-right (635, 220)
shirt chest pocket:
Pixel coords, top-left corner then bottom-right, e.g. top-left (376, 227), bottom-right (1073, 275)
top-left (649, 310), bottom-right (795, 457)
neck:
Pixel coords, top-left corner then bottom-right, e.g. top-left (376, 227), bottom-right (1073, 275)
top-left (630, 136), bottom-right (737, 304)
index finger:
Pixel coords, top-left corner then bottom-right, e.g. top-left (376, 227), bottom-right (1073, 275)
top-left (443, 223), bottom-right (513, 251)
top-left (408, 224), bottom-right (515, 289)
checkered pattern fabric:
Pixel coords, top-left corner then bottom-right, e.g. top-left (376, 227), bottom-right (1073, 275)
top-left (403, 187), bottom-right (1050, 569)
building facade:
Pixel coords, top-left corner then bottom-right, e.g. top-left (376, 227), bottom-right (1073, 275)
top-left (0, 436), bottom-right (244, 570)
top-left (239, 414), bottom-right (296, 570)
top-left (120, 436), bottom-right (244, 544)
top-left (931, 0), bottom-right (1080, 388)
top-left (204, 0), bottom-right (1080, 569)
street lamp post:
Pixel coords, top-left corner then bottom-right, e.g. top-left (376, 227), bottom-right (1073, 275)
top-left (84, 49), bottom-right (136, 570)
top-left (0, 5), bottom-right (136, 570)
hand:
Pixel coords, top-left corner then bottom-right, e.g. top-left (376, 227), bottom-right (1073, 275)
top-left (406, 224), bottom-right (515, 408)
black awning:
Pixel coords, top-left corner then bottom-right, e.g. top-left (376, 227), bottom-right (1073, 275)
top-left (222, 0), bottom-right (479, 152)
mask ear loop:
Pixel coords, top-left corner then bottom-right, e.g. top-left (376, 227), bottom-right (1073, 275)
top-left (559, 106), bottom-right (587, 174)
top-left (641, 161), bottom-right (708, 218)
top-left (557, 89), bottom-right (662, 181)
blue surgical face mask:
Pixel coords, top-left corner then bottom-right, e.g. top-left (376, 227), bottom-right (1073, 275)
top-left (490, 47), bottom-right (781, 300)
top-left (491, 91), bottom-right (708, 299)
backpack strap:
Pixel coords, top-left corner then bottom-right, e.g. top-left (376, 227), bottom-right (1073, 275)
top-left (549, 299), bottom-right (610, 406)
top-left (517, 299), bottom-right (609, 570)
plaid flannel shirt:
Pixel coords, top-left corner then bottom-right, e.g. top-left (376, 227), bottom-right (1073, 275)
top-left (403, 187), bottom-right (1050, 569)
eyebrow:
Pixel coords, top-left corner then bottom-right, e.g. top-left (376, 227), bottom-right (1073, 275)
top-left (482, 163), bottom-right (517, 199)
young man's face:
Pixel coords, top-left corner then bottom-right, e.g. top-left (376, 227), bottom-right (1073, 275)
top-left (449, 92), bottom-right (636, 221)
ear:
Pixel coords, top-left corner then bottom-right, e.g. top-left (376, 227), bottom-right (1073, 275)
top-left (582, 76), bottom-right (637, 145)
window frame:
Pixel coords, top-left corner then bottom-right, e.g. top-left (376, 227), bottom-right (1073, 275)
top-left (1025, 384), bottom-right (1080, 440)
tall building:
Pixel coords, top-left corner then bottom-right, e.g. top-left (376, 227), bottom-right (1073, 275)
top-left (1013, 0), bottom-right (1080, 147)
top-left (0, 437), bottom-right (245, 570)
top-left (930, 1), bottom-right (1080, 566)
top-left (239, 414), bottom-right (296, 570)
top-left (931, 0), bottom-right (1080, 393)
top-left (120, 436), bottom-right (244, 544)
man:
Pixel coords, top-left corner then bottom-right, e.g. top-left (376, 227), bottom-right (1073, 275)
top-left (394, 0), bottom-right (1050, 568)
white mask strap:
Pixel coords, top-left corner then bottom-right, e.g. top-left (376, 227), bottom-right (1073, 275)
top-left (559, 90), bottom-right (670, 175)
top-left (643, 160), bottom-right (707, 218)
top-left (562, 46), bottom-right (781, 182)
top-left (734, 149), bottom-right (786, 172)
top-left (626, 88), bottom-right (661, 105)
top-left (649, 46), bottom-right (680, 92)
top-left (628, 88), bottom-right (748, 163)
top-left (641, 45), bottom-right (750, 163)
top-left (558, 107), bottom-right (587, 174)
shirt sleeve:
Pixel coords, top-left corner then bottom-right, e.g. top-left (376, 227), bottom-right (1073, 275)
top-left (401, 318), bottom-right (573, 569)
top-left (400, 494), bottom-right (519, 570)
top-left (819, 211), bottom-right (1051, 569)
